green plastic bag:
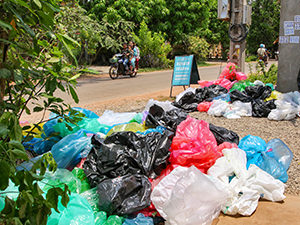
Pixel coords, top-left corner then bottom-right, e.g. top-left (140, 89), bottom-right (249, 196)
top-left (53, 118), bottom-right (101, 137)
top-left (47, 193), bottom-right (95, 225)
top-left (106, 122), bottom-right (146, 137)
top-left (42, 169), bottom-right (82, 194)
top-left (265, 83), bottom-right (274, 90)
top-left (80, 187), bottom-right (99, 212)
top-left (94, 211), bottom-right (123, 225)
top-left (230, 80), bottom-right (255, 92)
top-left (129, 113), bottom-right (143, 124)
top-left (72, 168), bottom-right (90, 193)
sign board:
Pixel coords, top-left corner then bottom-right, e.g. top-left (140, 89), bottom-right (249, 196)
top-left (170, 55), bottom-right (200, 97)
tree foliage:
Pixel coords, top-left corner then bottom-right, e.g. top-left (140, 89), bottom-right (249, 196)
top-left (247, 0), bottom-right (280, 55)
top-left (0, 0), bottom-right (82, 224)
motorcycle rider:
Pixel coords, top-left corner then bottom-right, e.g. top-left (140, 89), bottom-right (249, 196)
top-left (257, 44), bottom-right (268, 65)
top-left (121, 43), bottom-right (131, 71)
top-left (127, 44), bottom-right (135, 72)
top-left (133, 41), bottom-right (140, 70)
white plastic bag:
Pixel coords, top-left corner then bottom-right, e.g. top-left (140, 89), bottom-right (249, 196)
top-left (97, 110), bottom-right (137, 126)
top-left (208, 148), bottom-right (286, 216)
top-left (207, 100), bottom-right (229, 117)
top-left (151, 166), bottom-right (227, 225)
top-left (268, 99), bottom-right (299, 121)
top-left (144, 99), bottom-right (177, 112)
top-left (224, 101), bottom-right (252, 119)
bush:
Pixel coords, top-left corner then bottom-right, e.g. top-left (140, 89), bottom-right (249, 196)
top-left (247, 63), bottom-right (278, 84)
top-left (133, 21), bottom-right (172, 68)
top-left (187, 36), bottom-right (210, 61)
top-left (246, 55), bottom-right (257, 62)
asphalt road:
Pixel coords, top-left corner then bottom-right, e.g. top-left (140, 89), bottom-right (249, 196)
top-left (57, 62), bottom-right (277, 107)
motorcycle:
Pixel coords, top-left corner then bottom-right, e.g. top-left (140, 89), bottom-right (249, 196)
top-left (109, 54), bottom-right (137, 79)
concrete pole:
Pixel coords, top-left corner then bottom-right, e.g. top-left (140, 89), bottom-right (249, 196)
top-left (277, 0), bottom-right (300, 92)
top-left (229, 0), bottom-right (246, 73)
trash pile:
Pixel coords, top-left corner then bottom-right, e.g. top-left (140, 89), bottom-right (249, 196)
top-left (174, 63), bottom-right (300, 120)
top-left (1, 96), bottom-right (294, 225)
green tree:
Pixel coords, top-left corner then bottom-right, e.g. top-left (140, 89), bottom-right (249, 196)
top-left (0, 0), bottom-right (82, 224)
top-left (247, 0), bottom-right (280, 55)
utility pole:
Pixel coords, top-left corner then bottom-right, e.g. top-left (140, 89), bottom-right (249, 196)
top-left (218, 0), bottom-right (251, 73)
top-left (277, 0), bottom-right (300, 92)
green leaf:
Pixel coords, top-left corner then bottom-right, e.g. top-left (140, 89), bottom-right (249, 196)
top-left (9, 140), bottom-right (25, 151)
top-left (33, 0), bottom-right (42, 9)
top-left (48, 57), bottom-right (60, 63)
top-left (61, 34), bottom-right (80, 47)
top-left (0, 20), bottom-right (13, 30)
top-left (46, 188), bottom-right (59, 212)
top-left (69, 85), bottom-right (79, 103)
top-left (33, 106), bottom-right (44, 112)
top-left (68, 73), bottom-right (81, 81)
top-left (9, 149), bottom-right (29, 161)
top-left (57, 34), bottom-right (78, 67)
top-left (19, 202), bottom-right (28, 219)
top-left (0, 161), bottom-right (10, 190)
top-left (0, 68), bottom-right (12, 79)
top-left (0, 123), bottom-right (9, 137)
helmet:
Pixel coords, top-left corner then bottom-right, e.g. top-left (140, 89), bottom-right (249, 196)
top-left (260, 44), bottom-right (264, 48)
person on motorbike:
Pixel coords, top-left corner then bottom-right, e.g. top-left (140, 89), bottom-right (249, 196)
top-left (257, 44), bottom-right (268, 66)
top-left (133, 41), bottom-right (140, 70)
top-left (128, 41), bottom-right (136, 72)
top-left (121, 43), bottom-right (130, 70)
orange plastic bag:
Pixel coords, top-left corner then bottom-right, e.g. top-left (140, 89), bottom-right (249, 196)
top-left (197, 102), bottom-right (213, 112)
top-left (169, 116), bottom-right (221, 173)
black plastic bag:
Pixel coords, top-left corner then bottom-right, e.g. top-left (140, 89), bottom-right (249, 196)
top-left (173, 92), bottom-right (199, 112)
top-left (251, 99), bottom-right (276, 117)
top-left (145, 104), bottom-right (187, 131)
top-left (205, 85), bottom-right (228, 101)
top-left (209, 124), bottom-right (239, 145)
top-left (229, 89), bottom-right (252, 102)
top-left (83, 131), bottom-right (171, 187)
top-left (245, 85), bottom-right (272, 100)
top-left (97, 174), bottom-right (151, 215)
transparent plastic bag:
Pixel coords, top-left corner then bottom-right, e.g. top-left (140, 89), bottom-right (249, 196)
top-left (97, 110), bottom-right (138, 126)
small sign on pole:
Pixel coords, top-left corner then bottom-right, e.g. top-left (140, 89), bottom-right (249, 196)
top-left (170, 55), bottom-right (200, 97)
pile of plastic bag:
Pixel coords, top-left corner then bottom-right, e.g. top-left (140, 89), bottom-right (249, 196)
top-left (174, 63), bottom-right (300, 120)
top-left (7, 97), bottom-right (294, 225)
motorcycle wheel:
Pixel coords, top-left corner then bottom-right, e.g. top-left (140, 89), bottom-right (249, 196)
top-left (130, 70), bottom-right (137, 78)
top-left (109, 66), bottom-right (118, 79)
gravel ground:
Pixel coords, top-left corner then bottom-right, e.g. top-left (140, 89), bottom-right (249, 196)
top-left (88, 98), bottom-right (300, 196)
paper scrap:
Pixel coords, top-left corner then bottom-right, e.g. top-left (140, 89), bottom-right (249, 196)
top-left (279, 36), bottom-right (289, 44)
top-left (295, 15), bottom-right (300, 23)
top-left (284, 27), bottom-right (295, 36)
top-left (284, 21), bottom-right (294, 28)
top-left (290, 36), bottom-right (300, 44)
top-left (295, 22), bottom-right (300, 30)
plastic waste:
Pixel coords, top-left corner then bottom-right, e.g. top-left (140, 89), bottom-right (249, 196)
top-left (83, 131), bottom-right (171, 187)
top-left (80, 187), bottom-right (100, 212)
top-left (223, 101), bottom-right (252, 119)
top-left (265, 83), bottom-right (274, 90)
top-left (97, 110), bottom-right (138, 126)
top-left (51, 129), bottom-right (93, 169)
top-left (207, 100), bottom-right (230, 117)
top-left (217, 142), bottom-right (238, 152)
top-left (123, 214), bottom-right (154, 225)
top-left (106, 122), bottom-right (146, 136)
top-left (213, 93), bottom-right (231, 102)
top-left (97, 174), bottom-right (151, 215)
top-left (265, 90), bottom-right (282, 102)
top-left (197, 101), bottom-right (213, 112)
top-left (251, 99), bottom-right (276, 117)
top-left (151, 166), bottom-right (227, 225)
top-left (73, 107), bottom-right (100, 119)
top-left (144, 99), bottom-right (178, 112)
top-left (268, 100), bottom-right (299, 121)
top-left (42, 169), bottom-right (82, 194)
top-left (175, 87), bottom-right (195, 103)
top-left (253, 80), bottom-right (265, 86)
top-left (235, 72), bottom-right (247, 81)
top-left (208, 148), bottom-right (286, 216)
top-left (198, 80), bottom-right (214, 88)
top-left (209, 124), bottom-right (239, 145)
top-left (94, 211), bottom-right (123, 225)
top-left (23, 135), bottom-right (60, 155)
top-left (238, 135), bottom-right (267, 159)
top-left (145, 104), bottom-right (187, 131)
top-left (72, 167), bottom-right (90, 193)
top-left (230, 80), bottom-right (255, 92)
top-left (245, 85), bottom-right (272, 100)
top-left (219, 62), bottom-right (237, 80)
top-left (47, 193), bottom-right (95, 225)
top-left (170, 116), bottom-right (221, 173)
top-left (173, 91), bottom-right (199, 112)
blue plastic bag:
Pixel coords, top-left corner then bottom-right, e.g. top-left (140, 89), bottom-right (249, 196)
top-left (238, 135), bottom-right (266, 159)
top-left (51, 130), bottom-right (93, 169)
top-left (123, 214), bottom-right (153, 225)
top-left (136, 126), bottom-right (166, 135)
top-left (73, 107), bottom-right (99, 119)
top-left (213, 93), bottom-right (231, 102)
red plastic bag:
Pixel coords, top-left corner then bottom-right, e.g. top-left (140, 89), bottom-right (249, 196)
top-left (217, 142), bottom-right (238, 153)
top-left (214, 78), bottom-right (234, 90)
top-left (198, 80), bottom-right (214, 88)
top-left (219, 63), bottom-right (237, 80)
top-left (169, 116), bottom-right (221, 173)
top-left (76, 157), bottom-right (86, 169)
top-left (197, 102), bottom-right (213, 112)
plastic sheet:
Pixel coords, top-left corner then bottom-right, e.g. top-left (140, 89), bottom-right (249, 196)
top-left (145, 104), bottom-right (187, 131)
top-left (47, 193), bottom-right (95, 225)
top-left (209, 124), bottom-right (239, 145)
top-left (97, 110), bottom-right (138, 126)
top-left (83, 131), bottom-right (171, 187)
top-left (151, 166), bottom-right (227, 225)
top-left (251, 99), bottom-right (276, 117)
top-left (97, 174), bottom-right (151, 215)
top-left (197, 102), bottom-right (213, 112)
top-left (51, 130), bottom-right (93, 169)
top-left (169, 116), bottom-right (221, 173)
top-left (123, 214), bottom-right (154, 225)
top-left (208, 148), bottom-right (286, 216)
top-left (207, 100), bottom-right (230, 117)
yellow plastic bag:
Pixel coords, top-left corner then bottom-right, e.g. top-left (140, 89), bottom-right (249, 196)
top-left (106, 122), bottom-right (146, 136)
top-left (265, 90), bottom-right (282, 102)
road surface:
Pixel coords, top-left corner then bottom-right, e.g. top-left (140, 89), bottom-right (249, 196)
top-left (58, 62), bottom-right (276, 107)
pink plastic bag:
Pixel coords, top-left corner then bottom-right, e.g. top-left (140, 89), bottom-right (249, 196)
top-left (214, 78), bottom-right (234, 90)
top-left (198, 80), bottom-right (214, 87)
top-left (236, 72), bottom-right (247, 81)
top-left (197, 102), bottom-right (213, 112)
top-left (217, 142), bottom-right (238, 152)
top-left (220, 63), bottom-right (237, 80)
top-left (170, 116), bottom-right (221, 173)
